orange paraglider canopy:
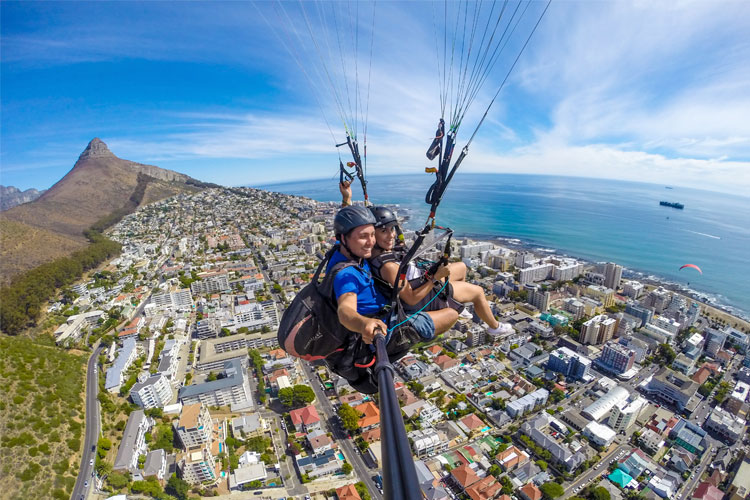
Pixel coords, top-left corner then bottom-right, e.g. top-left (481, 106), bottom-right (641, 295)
top-left (679, 264), bottom-right (702, 274)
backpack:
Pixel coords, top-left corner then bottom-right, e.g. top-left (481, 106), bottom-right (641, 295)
top-left (277, 245), bottom-right (356, 361)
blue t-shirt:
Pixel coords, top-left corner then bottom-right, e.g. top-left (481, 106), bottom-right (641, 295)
top-left (327, 250), bottom-right (388, 316)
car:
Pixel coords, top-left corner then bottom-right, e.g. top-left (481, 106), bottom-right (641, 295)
top-left (253, 492), bottom-right (263, 496)
top-left (84, 481), bottom-right (88, 488)
top-left (90, 459), bottom-right (94, 466)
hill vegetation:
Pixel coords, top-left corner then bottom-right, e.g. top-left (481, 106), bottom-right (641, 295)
top-left (0, 335), bottom-right (87, 500)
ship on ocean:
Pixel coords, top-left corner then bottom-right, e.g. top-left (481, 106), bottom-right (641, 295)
top-left (660, 200), bottom-right (684, 209)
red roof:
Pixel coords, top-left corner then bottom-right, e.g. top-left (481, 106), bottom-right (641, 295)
top-left (692, 482), bottom-right (723, 500)
top-left (451, 464), bottom-right (480, 488)
top-left (460, 414), bottom-right (486, 431)
top-left (289, 405), bottom-right (320, 427)
top-left (466, 475), bottom-right (502, 500)
top-left (336, 484), bottom-right (362, 500)
top-left (519, 483), bottom-right (542, 500)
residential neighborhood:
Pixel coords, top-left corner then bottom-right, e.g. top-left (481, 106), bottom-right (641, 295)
top-left (50, 187), bottom-right (749, 500)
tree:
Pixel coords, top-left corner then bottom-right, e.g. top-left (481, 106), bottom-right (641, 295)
top-left (107, 471), bottom-right (130, 489)
top-left (488, 465), bottom-right (502, 478)
top-left (536, 459), bottom-right (548, 471)
top-left (500, 476), bottom-right (514, 495)
top-left (550, 388), bottom-right (566, 403)
top-left (278, 387), bottom-right (295, 408)
top-left (592, 486), bottom-right (611, 500)
top-left (354, 482), bottom-right (372, 500)
top-left (338, 403), bottom-right (360, 432)
top-left (540, 481), bottom-right (565, 500)
top-left (341, 462), bottom-right (353, 475)
top-left (657, 344), bottom-right (676, 364)
top-left (166, 474), bottom-right (190, 500)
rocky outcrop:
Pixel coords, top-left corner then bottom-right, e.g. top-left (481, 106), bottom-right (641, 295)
top-left (0, 186), bottom-right (46, 212)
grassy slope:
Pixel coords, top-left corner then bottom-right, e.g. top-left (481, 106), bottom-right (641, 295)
top-left (0, 335), bottom-right (87, 500)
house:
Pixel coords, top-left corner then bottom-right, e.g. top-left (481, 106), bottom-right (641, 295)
top-left (231, 413), bottom-right (266, 438)
top-left (459, 414), bottom-right (488, 435)
top-left (512, 462), bottom-right (541, 486)
top-left (496, 446), bottom-right (530, 472)
top-left (669, 449), bottom-right (696, 473)
top-left (691, 482), bottom-right (724, 500)
top-left (289, 405), bottom-right (321, 433)
top-left (142, 449), bottom-right (167, 480)
top-left (339, 393), bottom-right (366, 407)
top-left (519, 483), bottom-right (542, 500)
top-left (466, 475), bottom-right (503, 500)
top-left (336, 483), bottom-right (362, 500)
top-left (357, 401), bottom-right (380, 430)
top-left (307, 429), bottom-right (333, 455)
top-left (426, 345), bottom-right (443, 357)
top-left (450, 464), bottom-right (481, 492)
top-left (435, 354), bottom-right (460, 371)
top-left (361, 428), bottom-right (381, 443)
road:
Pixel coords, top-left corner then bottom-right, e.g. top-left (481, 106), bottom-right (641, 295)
top-left (72, 345), bottom-right (103, 500)
top-left (562, 443), bottom-right (630, 499)
top-left (300, 362), bottom-right (383, 500)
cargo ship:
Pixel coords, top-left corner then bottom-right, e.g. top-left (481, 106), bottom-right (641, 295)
top-left (660, 201), bottom-right (684, 209)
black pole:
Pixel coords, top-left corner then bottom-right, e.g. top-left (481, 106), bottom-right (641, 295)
top-left (374, 334), bottom-right (423, 500)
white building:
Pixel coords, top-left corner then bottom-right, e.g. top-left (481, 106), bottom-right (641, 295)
top-left (582, 386), bottom-right (630, 421)
top-left (409, 428), bottom-right (449, 458)
top-left (583, 421), bottom-right (617, 448)
top-left (506, 388), bottom-right (549, 418)
top-left (105, 338), bottom-right (138, 393)
top-left (608, 397), bottom-right (648, 433)
top-left (130, 373), bottom-right (173, 409)
top-left (113, 410), bottom-right (153, 473)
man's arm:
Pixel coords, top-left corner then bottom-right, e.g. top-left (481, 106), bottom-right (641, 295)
top-left (337, 292), bottom-right (387, 344)
top-left (339, 181), bottom-right (353, 207)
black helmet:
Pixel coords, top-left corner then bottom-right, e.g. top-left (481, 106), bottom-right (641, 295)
top-left (334, 205), bottom-right (376, 237)
top-left (369, 206), bottom-right (398, 228)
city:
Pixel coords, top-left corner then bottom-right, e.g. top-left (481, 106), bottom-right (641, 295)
top-left (40, 187), bottom-right (750, 500)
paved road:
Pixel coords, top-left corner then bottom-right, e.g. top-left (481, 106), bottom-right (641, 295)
top-left (562, 443), bottom-right (630, 499)
top-left (72, 345), bottom-right (103, 500)
top-left (300, 362), bottom-right (383, 500)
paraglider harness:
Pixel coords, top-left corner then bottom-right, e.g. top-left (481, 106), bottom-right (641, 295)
top-left (277, 244), bottom-right (427, 394)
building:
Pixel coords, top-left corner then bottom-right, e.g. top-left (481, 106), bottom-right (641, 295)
top-left (142, 449), bottom-right (167, 480)
top-left (581, 314), bottom-right (617, 345)
top-left (608, 397), bottom-right (647, 433)
top-left (642, 367), bottom-right (699, 411)
top-left (178, 359), bottom-right (252, 408)
top-left (604, 262), bottom-right (623, 290)
top-left (585, 285), bottom-right (615, 309)
top-left (178, 444), bottom-right (219, 485)
top-left (622, 280), bottom-right (644, 299)
top-left (704, 407), bottom-right (746, 442)
top-left (704, 328), bottom-right (728, 357)
top-left (105, 338), bottom-right (138, 393)
top-left (289, 405), bottom-right (321, 433)
top-left (495, 446), bottom-right (530, 472)
top-left (409, 428), bottom-right (449, 458)
top-left (506, 388), bottom-right (550, 418)
top-left (130, 373), bottom-right (173, 409)
top-left (194, 318), bottom-right (221, 340)
top-left (190, 272), bottom-right (230, 295)
top-left (728, 458), bottom-right (750, 500)
top-left (231, 413), bottom-right (266, 438)
top-left (520, 414), bottom-right (585, 472)
top-left (113, 410), bottom-right (152, 473)
top-left (196, 333), bottom-right (277, 370)
top-left (547, 347), bottom-right (592, 381)
top-left (599, 342), bottom-right (635, 374)
top-left (582, 386), bottom-right (630, 421)
top-left (174, 403), bottom-right (212, 449)
top-left (625, 303), bottom-right (653, 328)
top-left (525, 284), bottom-right (551, 313)
top-left (638, 428), bottom-right (665, 455)
top-left (644, 287), bottom-right (671, 314)
top-left (583, 421), bottom-right (617, 448)
top-left (670, 419), bottom-right (707, 455)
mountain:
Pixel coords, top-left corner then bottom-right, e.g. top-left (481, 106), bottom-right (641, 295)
top-left (0, 138), bottom-right (209, 284)
top-left (0, 186), bottom-right (47, 211)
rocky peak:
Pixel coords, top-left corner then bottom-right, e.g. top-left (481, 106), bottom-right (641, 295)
top-left (78, 138), bottom-right (115, 160)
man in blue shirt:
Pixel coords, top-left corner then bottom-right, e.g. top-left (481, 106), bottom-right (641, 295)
top-left (330, 205), bottom-right (449, 346)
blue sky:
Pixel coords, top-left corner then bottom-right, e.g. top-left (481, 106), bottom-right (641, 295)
top-left (1, 1), bottom-right (749, 195)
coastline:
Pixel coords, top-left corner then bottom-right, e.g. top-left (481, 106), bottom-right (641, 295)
top-left (453, 229), bottom-right (750, 326)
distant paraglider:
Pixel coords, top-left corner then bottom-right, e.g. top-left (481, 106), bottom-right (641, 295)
top-left (679, 264), bottom-right (703, 274)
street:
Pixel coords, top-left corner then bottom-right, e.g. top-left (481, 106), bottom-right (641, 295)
top-left (72, 345), bottom-right (103, 500)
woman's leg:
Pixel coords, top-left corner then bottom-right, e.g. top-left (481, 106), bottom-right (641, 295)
top-left (448, 261), bottom-right (467, 282)
top-left (451, 281), bottom-right (499, 329)
top-left (425, 308), bottom-right (459, 335)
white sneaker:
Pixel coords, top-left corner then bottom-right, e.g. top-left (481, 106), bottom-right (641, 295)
top-left (487, 322), bottom-right (509, 335)
top-left (459, 308), bottom-right (473, 320)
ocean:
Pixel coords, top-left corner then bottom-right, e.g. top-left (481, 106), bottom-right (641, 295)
top-left (259, 173), bottom-right (750, 319)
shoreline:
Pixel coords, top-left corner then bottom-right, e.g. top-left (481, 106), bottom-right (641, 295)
top-left (454, 230), bottom-right (750, 325)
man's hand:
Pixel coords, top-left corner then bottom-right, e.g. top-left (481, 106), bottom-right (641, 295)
top-left (339, 181), bottom-right (353, 206)
top-left (434, 262), bottom-right (450, 281)
top-left (362, 318), bottom-right (388, 345)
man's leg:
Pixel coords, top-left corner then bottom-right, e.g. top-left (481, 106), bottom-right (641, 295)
top-left (450, 281), bottom-right (499, 329)
top-left (448, 261), bottom-right (467, 282)
top-left (425, 308), bottom-right (459, 335)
